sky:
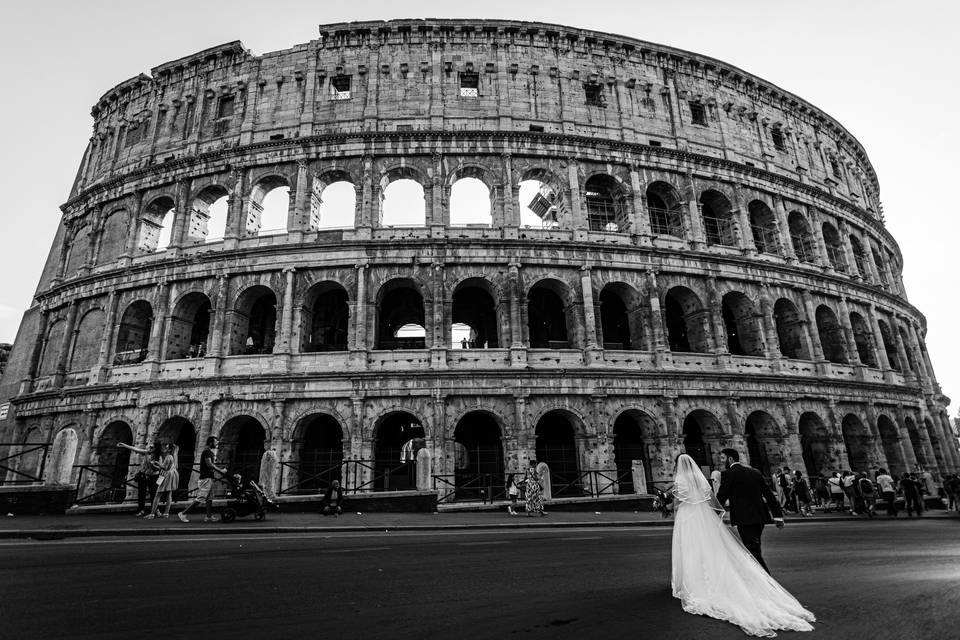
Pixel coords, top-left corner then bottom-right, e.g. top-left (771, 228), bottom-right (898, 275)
top-left (0, 0), bottom-right (957, 410)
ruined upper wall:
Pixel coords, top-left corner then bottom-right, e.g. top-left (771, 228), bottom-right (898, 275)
top-left (74, 19), bottom-right (880, 216)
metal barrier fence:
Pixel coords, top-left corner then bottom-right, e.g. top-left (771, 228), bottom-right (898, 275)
top-left (0, 442), bottom-right (50, 485)
top-left (276, 460), bottom-right (342, 496)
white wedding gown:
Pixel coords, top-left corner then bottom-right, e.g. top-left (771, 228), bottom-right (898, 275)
top-left (671, 455), bottom-right (815, 637)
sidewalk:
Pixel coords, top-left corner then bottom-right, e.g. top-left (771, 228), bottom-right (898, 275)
top-left (1, 508), bottom-right (954, 540)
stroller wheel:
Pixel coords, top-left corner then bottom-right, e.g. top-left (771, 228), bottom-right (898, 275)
top-left (254, 511), bottom-right (265, 522)
top-left (222, 508), bottom-right (237, 523)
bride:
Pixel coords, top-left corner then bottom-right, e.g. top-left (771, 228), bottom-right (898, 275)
top-left (671, 454), bottom-right (815, 637)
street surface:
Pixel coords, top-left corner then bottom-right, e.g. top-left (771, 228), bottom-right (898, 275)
top-left (0, 519), bottom-right (957, 639)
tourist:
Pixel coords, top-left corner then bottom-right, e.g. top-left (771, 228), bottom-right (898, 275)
top-left (523, 459), bottom-right (545, 516)
top-left (506, 473), bottom-right (520, 515)
top-left (855, 473), bottom-right (876, 518)
top-left (178, 436), bottom-right (227, 523)
top-left (145, 443), bottom-right (179, 519)
top-left (900, 472), bottom-right (923, 517)
top-left (793, 470), bottom-right (813, 516)
top-left (778, 467), bottom-right (795, 512)
top-left (827, 472), bottom-right (844, 512)
top-left (946, 474), bottom-right (960, 512)
top-left (875, 468), bottom-right (897, 516)
top-left (841, 471), bottom-right (858, 514)
top-left (322, 480), bottom-right (345, 516)
top-left (118, 441), bottom-right (161, 517)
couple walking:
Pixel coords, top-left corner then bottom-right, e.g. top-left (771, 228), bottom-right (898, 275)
top-left (672, 449), bottom-right (815, 637)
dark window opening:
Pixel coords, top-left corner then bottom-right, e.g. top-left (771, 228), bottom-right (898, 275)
top-left (771, 127), bottom-right (785, 150)
top-left (374, 413), bottom-right (424, 491)
top-left (377, 285), bottom-right (426, 350)
top-left (217, 96), bottom-right (235, 119)
top-left (584, 83), bottom-right (605, 107)
top-left (460, 71), bottom-right (479, 97)
top-left (536, 412), bottom-right (581, 497)
top-left (689, 102), bottom-right (707, 126)
top-left (527, 286), bottom-right (568, 348)
top-left (599, 288), bottom-right (632, 350)
top-left (649, 140), bottom-right (662, 147)
top-left (528, 124), bottom-right (544, 132)
top-left (585, 175), bottom-right (627, 232)
top-left (331, 75), bottom-right (352, 100)
top-left (830, 157), bottom-right (842, 179)
top-left (304, 288), bottom-right (349, 352)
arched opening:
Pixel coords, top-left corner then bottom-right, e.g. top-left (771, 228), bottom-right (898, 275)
top-left (45, 428), bottom-right (78, 485)
top-left (380, 176), bottom-right (426, 227)
top-left (699, 189), bottom-right (736, 247)
top-left (138, 197), bottom-right (176, 253)
top-left (248, 176), bottom-right (290, 235)
top-left (376, 280), bottom-right (426, 350)
top-left (189, 185), bottom-right (230, 243)
top-left (821, 221), bottom-right (847, 272)
top-left (98, 210), bottom-right (129, 264)
top-left (849, 312), bottom-right (876, 367)
top-left (745, 411), bottom-right (780, 478)
top-left (645, 181), bottom-right (684, 237)
top-left (93, 421), bottom-right (133, 503)
top-left (449, 176), bottom-right (492, 226)
top-left (877, 415), bottom-right (906, 476)
top-left (773, 298), bottom-right (808, 360)
top-left (598, 284), bottom-right (638, 350)
top-left (748, 200), bottom-right (779, 255)
top-left (69, 309), bottom-right (106, 371)
top-left (788, 211), bottom-right (816, 264)
top-left (585, 175), bottom-right (627, 232)
top-left (293, 414), bottom-right (343, 494)
top-left (612, 410), bottom-right (656, 493)
top-left (849, 235), bottom-right (870, 280)
top-left (682, 410), bottom-right (722, 469)
top-left (721, 292), bottom-right (764, 356)
top-left (798, 412), bottom-right (830, 478)
top-left (518, 171), bottom-right (561, 229)
top-left (218, 416), bottom-right (265, 483)
top-left (877, 319), bottom-right (901, 371)
top-left (815, 305), bottom-right (848, 364)
top-left (871, 246), bottom-right (890, 286)
top-left (842, 414), bottom-right (871, 471)
top-left (302, 282), bottom-right (349, 352)
top-left (373, 412), bottom-right (424, 491)
top-left (38, 320), bottom-right (66, 376)
top-left (451, 280), bottom-right (498, 348)
top-left (664, 286), bottom-right (712, 353)
top-left (313, 179), bottom-right (356, 229)
top-left (527, 281), bottom-right (570, 348)
top-left (165, 293), bottom-right (212, 360)
top-left (898, 326), bottom-right (918, 372)
top-left (114, 300), bottom-right (153, 365)
top-left (16, 428), bottom-right (45, 482)
top-left (156, 417), bottom-right (197, 498)
top-left (229, 286), bottom-right (277, 355)
top-left (64, 225), bottom-right (91, 276)
top-left (925, 418), bottom-right (947, 472)
top-left (535, 410), bottom-right (581, 497)
top-left (905, 417), bottom-right (926, 467)
top-left (453, 411), bottom-right (504, 500)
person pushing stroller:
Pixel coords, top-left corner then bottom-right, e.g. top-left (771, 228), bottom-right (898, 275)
top-left (178, 436), bottom-right (229, 523)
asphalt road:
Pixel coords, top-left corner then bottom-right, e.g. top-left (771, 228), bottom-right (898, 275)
top-left (0, 519), bottom-right (957, 640)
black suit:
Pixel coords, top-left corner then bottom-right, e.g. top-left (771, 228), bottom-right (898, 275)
top-left (716, 463), bottom-right (784, 573)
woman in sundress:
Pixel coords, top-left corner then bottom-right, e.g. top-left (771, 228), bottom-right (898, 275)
top-left (523, 459), bottom-right (545, 516)
top-left (145, 443), bottom-right (180, 519)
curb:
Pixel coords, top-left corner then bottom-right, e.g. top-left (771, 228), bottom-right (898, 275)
top-left (1, 513), bottom-right (952, 540)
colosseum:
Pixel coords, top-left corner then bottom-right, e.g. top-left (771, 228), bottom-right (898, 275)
top-left (0, 19), bottom-right (956, 508)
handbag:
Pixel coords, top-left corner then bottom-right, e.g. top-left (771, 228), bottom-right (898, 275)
top-left (156, 475), bottom-right (166, 486)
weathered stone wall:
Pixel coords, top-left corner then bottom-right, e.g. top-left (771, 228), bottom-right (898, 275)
top-left (1, 19), bottom-right (954, 502)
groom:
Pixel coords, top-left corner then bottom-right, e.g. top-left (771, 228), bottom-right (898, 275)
top-left (715, 448), bottom-right (785, 574)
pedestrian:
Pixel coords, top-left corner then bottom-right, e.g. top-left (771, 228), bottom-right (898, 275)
top-left (178, 436), bottom-right (227, 523)
top-left (947, 474), bottom-right (960, 512)
top-left (856, 473), bottom-right (876, 518)
top-left (841, 471), bottom-right (858, 514)
top-left (920, 468), bottom-right (937, 500)
top-left (779, 467), bottom-right (796, 512)
top-left (118, 441), bottom-right (161, 517)
top-left (827, 472), bottom-right (844, 512)
top-left (793, 470), bottom-right (813, 516)
top-left (506, 473), bottom-right (520, 515)
top-left (875, 468), bottom-right (897, 516)
top-left (321, 479), bottom-right (345, 516)
top-left (900, 472), bottom-right (923, 517)
top-left (145, 443), bottom-right (179, 519)
top-left (523, 459), bottom-right (545, 516)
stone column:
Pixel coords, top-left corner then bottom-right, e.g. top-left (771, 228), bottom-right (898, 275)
top-left (508, 262), bottom-right (526, 367)
top-left (774, 196), bottom-right (797, 262)
top-left (836, 297), bottom-right (861, 366)
top-left (358, 155), bottom-right (374, 233)
top-left (567, 159), bottom-right (586, 238)
top-left (52, 302), bottom-right (79, 388)
top-left (168, 179), bottom-right (191, 253)
top-left (757, 285), bottom-right (781, 365)
top-left (867, 304), bottom-right (892, 372)
top-left (351, 262), bottom-right (368, 368)
top-left (629, 166), bottom-right (652, 245)
top-left (837, 220), bottom-right (860, 280)
top-left (146, 282), bottom-right (171, 365)
top-left (223, 167), bottom-right (247, 247)
top-left (645, 271), bottom-right (669, 366)
top-left (277, 268), bottom-right (296, 354)
top-left (500, 153), bottom-right (516, 232)
top-left (807, 208), bottom-right (832, 272)
top-left (207, 274), bottom-right (230, 367)
top-left (292, 160), bottom-right (310, 235)
top-left (706, 277), bottom-right (727, 356)
top-left (118, 191), bottom-right (144, 267)
top-left (799, 289), bottom-right (825, 361)
top-left (892, 322), bottom-right (915, 382)
top-left (683, 171), bottom-right (706, 248)
top-left (92, 290), bottom-right (119, 382)
top-left (19, 307), bottom-right (49, 394)
top-left (733, 185), bottom-right (755, 255)
top-left (430, 261), bottom-right (447, 368)
top-left (580, 265), bottom-right (601, 364)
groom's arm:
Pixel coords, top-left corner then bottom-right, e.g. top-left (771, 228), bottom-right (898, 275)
top-left (716, 470), bottom-right (731, 506)
top-left (758, 473), bottom-right (785, 521)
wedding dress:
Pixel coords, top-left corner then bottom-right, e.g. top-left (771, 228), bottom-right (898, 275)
top-left (671, 454), bottom-right (815, 637)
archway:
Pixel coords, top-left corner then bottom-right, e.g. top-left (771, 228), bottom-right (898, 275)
top-left (449, 177), bottom-right (492, 226)
top-left (798, 412), bottom-right (830, 478)
top-left (293, 414), bottom-right (343, 494)
top-left (373, 412), bottom-right (424, 491)
top-left (877, 415), bottom-right (906, 476)
top-left (218, 416), bottom-right (266, 483)
top-left (313, 180), bottom-right (357, 229)
top-left (748, 201), bottom-right (779, 255)
top-left (380, 176), bottom-right (426, 227)
top-left (682, 410), bottom-right (722, 469)
top-left (905, 417), bottom-right (926, 467)
top-left (849, 312), bottom-right (876, 367)
top-left (93, 421), bottom-right (133, 502)
top-left (452, 280), bottom-right (499, 348)
top-left (45, 428), bottom-right (78, 485)
top-left (248, 176), bottom-right (290, 235)
top-left (699, 189), bottom-right (736, 246)
top-left (156, 417), bottom-right (197, 497)
top-left (114, 300), bottom-right (153, 365)
top-left (645, 181), bottom-right (684, 237)
top-left (773, 298), bottom-right (809, 360)
top-left (535, 411), bottom-right (581, 497)
top-left (527, 281), bottom-right (570, 348)
top-left (788, 211), bottom-right (816, 263)
top-left (815, 305), bottom-right (848, 364)
top-left (841, 414), bottom-right (871, 471)
top-left (664, 286), bottom-right (712, 353)
top-left (453, 411), bottom-right (504, 500)
top-left (599, 284), bottom-right (639, 350)
top-left (229, 285), bottom-right (277, 355)
top-left (744, 411), bottom-right (780, 478)
top-left (302, 282), bottom-right (350, 352)
top-left (585, 175), bottom-right (627, 232)
top-left (721, 292), bottom-right (764, 356)
top-left (189, 185), bottom-right (230, 243)
top-left (376, 280), bottom-right (426, 350)
top-left (165, 293), bottom-right (212, 360)
top-left (612, 410), bottom-right (656, 493)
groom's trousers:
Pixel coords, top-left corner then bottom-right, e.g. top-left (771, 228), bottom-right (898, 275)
top-left (736, 524), bottom-right (769, 574)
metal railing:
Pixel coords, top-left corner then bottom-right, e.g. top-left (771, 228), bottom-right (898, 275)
top-left (73, 464), bottom-right (139, 505)
top-left (790, 233), bottom-right (815, 263)
top-left (276, 460), bottom-right (342, 496)
top-left (341, 459), bottom-right (417, 493)
top-left (113, 348), bottom-right (148, 365)
top-left (0, 442), bottom-right (50, 485)
top-left (648, 206), bottom-right (683, 237)
top-left (751, 224), bottom-right (779, 255)
top-left (826, 245), bottom-right (848, 272)
top-left (432, 473), bottom-right (506, 504)
top-left (701, 214), bottom-right (736, 246)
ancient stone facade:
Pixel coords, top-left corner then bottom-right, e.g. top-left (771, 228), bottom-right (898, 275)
top-left (1, 19), bottom-right (956, 502)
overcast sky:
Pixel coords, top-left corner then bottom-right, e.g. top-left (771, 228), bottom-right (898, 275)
top-left (1, 0), bottom-right (956, 410)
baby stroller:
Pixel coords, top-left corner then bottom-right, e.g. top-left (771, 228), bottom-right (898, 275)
top-left (221, 475), bottom-right (278, 523)
top-left (652, 486), bottom-right (675, 518)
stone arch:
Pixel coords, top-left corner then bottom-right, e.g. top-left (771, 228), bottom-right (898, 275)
top-left (92, 421), bottom-right (134, 502)
top-left (301, 281), bottom-right (350, 352)
top-left (98, 208), bottom-right (130, 264)
top-left (682, 409), bottom-right (724, 468)
top-left (15, 427), bottom-right (46, 483)
top-left (663, 286), bottom-right (712, 353)
top-left (375, 277), bottom-right (427, 350)
top-left (904, 416), bottom-right (926, 467)
top-left (526, 278), bottom-right (576, 349)
top-left (247, 174), bottom-right (291, 235)
top-left (379, 165), bottom-right (426, 227)
top-left (69, 308), bottom-right (106, 371)
top-left (217, 415), bottom-right (267, 483)
top-left (516, 166), bottom-right (563, 229)
top-left (699, 189), bottom-right (736, 247)
top-left (189, 183), bottom-right (231, 243)
top-left (453, 410), bottom-right (505, 500)
top-left (788, 211), bottom-right (816, 263)
top-left (798, 412), bottom-right (830, 478)
top-left (849, 312), bottom-right (876, 367)
top-left (747, 200), bottom-right (779, 255)
top-left (612, 409), bottom-right (659, 492)
top-left (598, 282), bottom-right (642, 350)
top-left (924, 418), bottom-right (947, 473)
top-left (773, 298), bottom-right (808, 359)
top-left (877, 414), bottom-right (906, 476)
top-left (290, 413), bottom-right (345, 494)
top-left (155, 417), bottom-right (197, 496)
top-left (114, 300), bottom-right (153, 365)
top-left (841, 414), bottom-right (872, 471)
top-left (312, 169), bottom-right (357, 230)
top-left (165, 292), bottom-right (212, 360)
top-left (229, 284), bottom-right (278, 355)
top-left (584, 173), bottom-right (630, 233)
top-left (721, 291), bottom-right (764, 356)
top-left (534, 409), bottom-right (584, 497)
top-left (449, 165), bottom-right (495, 227)
top-left (138, 195), bottom-right (176, 253)
top-left (39, 318), bottom-right (67, 376)
top-left (849, 234), bottom-right (870, 279)
top-left (821, 220), bottom-right (847, 272)
top-left (64, 224), bottom-right (92, 276)
top-left (372, 410), bottom-right (424, 491)
top-left (645, 180), bottom-right (684, 237)
top-left (877, 319), bottom-right (901, 371)
top-left (744, 410), bottom-right (781, 477)
top-left (815, 304), bottom-right (848, 364)
top-left (45, 427), bottom-right (78, 485)
top-left (452, 277), bottom-right (499, 349)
